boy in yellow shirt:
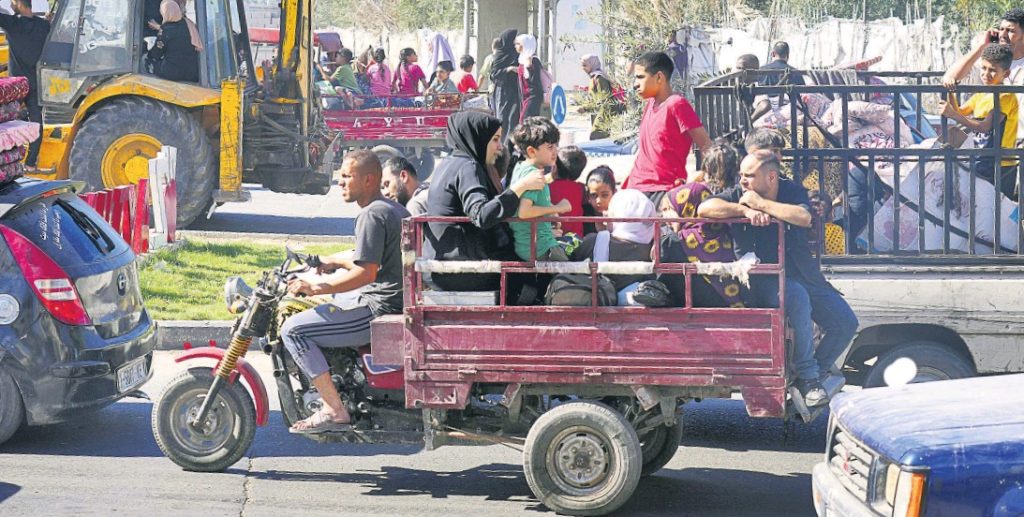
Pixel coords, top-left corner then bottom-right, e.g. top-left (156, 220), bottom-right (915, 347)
top-left (940, 44), bottom-right (1020, 198)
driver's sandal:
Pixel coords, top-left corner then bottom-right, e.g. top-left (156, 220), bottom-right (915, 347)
top-left (288, 410), bottom-right (353, 435)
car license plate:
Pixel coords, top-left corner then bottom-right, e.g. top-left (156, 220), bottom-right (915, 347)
top-left (117, 358), bottom-right (148, 392)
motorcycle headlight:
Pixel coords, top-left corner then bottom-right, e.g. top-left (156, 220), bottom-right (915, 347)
top-left (224, 276), bottom-right (253, 314)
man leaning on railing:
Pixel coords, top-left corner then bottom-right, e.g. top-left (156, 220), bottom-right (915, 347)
top-left (698, 150), bottom-right (858, 408)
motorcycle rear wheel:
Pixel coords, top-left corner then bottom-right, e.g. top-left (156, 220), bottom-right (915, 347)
top-left (152, 367), bottom-right (256, 472)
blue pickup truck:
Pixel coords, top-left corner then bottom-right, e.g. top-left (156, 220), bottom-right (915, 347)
top-left (811, 373), bottom-right (1024, 517)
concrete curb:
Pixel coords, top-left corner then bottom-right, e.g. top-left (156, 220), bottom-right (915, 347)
top-left (156, 320), bottom-right (235, 351)
top-left (177, 230), bottom-right (355, 244)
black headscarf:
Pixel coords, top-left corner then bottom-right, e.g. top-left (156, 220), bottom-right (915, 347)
top-left (446, 111), bottom-right (502, 168)
top-left (489, 28), bottom-right (519, 82)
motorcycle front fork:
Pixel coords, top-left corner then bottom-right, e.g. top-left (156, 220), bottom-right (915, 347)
top-left (191, 333), bottom-right (254, 430)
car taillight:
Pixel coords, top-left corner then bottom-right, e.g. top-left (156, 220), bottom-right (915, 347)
top-left (0, 225), bottom-right (92, 325)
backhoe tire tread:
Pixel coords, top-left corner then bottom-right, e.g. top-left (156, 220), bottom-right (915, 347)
top-left (69, 97), bottom-right (216, 228)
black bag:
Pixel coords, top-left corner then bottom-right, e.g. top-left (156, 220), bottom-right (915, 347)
top-left (544, 274), bottom-right (617, 306)
top-left (631, 280), bottom-right (672, 308)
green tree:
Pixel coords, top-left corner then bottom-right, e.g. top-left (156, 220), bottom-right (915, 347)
top-left (314, 0), bottom-right (464, 32)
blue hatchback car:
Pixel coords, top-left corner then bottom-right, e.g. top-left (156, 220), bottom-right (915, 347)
top-left (812, 374), bottom-right (1024, 517)
top-left (0, 178), bottom-right (155, 445)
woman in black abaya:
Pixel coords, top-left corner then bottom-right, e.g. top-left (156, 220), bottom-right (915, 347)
top-left (424, 111), bottom-right (545, 298)
top-left (489, 29), bottom-right (522, 143)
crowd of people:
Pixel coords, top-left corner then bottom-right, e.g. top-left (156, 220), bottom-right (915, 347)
top-left (315, 31), bottom-right (483, 109)
top-left (283, 46), bottom-right (872, 435)
top-left (312, 25), bottom-right (627, 145)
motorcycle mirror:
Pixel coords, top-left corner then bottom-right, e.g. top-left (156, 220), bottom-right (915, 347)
top-left (285, 246), bottom-right (318, 267)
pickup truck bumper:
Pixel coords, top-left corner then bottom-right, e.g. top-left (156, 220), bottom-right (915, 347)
top-left (812, 462), bottom-right (875, 516)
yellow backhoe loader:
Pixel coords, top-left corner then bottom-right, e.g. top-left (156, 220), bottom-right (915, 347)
top-left (30, 0), bottom-right (332, 227)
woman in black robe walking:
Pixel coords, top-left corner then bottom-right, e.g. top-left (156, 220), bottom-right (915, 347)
top-left (489, 29), bottom-right (521, 143)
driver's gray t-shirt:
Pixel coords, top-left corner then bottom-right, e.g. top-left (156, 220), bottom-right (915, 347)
top-left (353, 198), bottom-right (410, 317)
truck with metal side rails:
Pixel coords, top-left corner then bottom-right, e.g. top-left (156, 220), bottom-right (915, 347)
top-left (695, 69), bottom-right (1024, 388)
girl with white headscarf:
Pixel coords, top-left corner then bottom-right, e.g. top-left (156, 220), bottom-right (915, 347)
top-left (513, 34), bottom-right (543, 120)
top-left (569, 189), bottom-right (657, 292)
top-left (608, 189), bottom-right (657, 245)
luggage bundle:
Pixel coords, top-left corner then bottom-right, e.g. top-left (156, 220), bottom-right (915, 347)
top-left (0, 76), bottom-right (39, 184)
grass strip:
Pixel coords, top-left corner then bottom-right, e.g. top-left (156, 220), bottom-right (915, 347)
top-left (139, 238), bottom-right (351, 320)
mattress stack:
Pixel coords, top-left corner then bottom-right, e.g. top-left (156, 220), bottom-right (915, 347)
top-left (0, 76), bottom-right (38, 184)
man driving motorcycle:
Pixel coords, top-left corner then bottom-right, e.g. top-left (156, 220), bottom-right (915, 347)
top-left (282, 150), bottom-right (410, 434)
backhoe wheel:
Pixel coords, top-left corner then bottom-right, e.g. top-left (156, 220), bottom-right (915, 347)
top-left (69, 97), bottom-right (217, 228)
top-left (152, 367), bottom-right (256, 472)
top-left (524, 401), bottom-right (642, 516)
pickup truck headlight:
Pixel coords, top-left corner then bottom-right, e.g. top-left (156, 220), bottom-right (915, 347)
top-left (887, 464), bottom-right (927, 517)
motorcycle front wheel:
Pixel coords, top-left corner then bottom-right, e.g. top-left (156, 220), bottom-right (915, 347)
top-left (152, 367), bottom-right (256, 472)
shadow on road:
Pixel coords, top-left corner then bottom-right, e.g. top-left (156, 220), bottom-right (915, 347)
top-left (622, 468), bottom-right (815, 516)
top-left (682, 399), bottom-right (828, 454)
top-left (247, 463), bottom-right (533, 501)
top-left (230, 462), bottom-right (812, 516)
top-left (0, 482), bottom-right (19, 503)
top-left (0, 403), bottom-right (419, 459)
top-left (191, 214), bottom-right (355, 236)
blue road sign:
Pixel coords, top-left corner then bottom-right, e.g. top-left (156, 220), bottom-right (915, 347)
top-left (551, 84), bottom-right (567, 125)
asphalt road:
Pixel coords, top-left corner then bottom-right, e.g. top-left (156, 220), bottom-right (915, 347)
top-left (0, 351), bottom-right (827, 516)
top-left (191, 184), bottom-right (360, 236)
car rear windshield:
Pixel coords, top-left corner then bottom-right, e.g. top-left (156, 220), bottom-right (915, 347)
top-left (2, 193), bottom-right (128, 268)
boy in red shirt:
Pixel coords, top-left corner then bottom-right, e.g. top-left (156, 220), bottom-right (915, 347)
top-left (451, 55), bottom-right (479, 94)
top-left (624, 51), bottom-right (711, 206)
top-left (548, 145), bottom-right (588, 236)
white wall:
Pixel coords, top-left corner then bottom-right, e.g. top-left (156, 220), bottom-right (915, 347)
top-left (553, 0), bottom-right (602, 89)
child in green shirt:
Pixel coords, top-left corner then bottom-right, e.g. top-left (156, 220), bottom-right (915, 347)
top-left (509, 117), bottom-right (572, 260)
top-left (331, 48), bottom-right (360, 93)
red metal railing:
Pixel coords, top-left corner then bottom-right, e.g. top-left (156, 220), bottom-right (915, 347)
top-left (402, 215), bottom-right (786, 310)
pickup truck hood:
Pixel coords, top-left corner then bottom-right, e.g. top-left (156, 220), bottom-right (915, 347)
top-left (831, 374), bottom-right (1024, 464)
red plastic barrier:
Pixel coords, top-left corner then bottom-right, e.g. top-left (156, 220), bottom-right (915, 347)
top-left (133, 179), bottom-right (149, 254)
top-left (164, 179), bottom-right (176, 242)
top-left (78, 182), bottom-right (154, 255)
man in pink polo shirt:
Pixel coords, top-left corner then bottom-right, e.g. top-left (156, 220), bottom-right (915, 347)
top-left (624, 51), bottom-right (712, 207)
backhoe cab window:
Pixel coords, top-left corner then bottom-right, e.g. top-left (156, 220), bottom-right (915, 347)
top-left (70, 0), bottom-right (133, 77)
top-left (40, 0), bottom-right (81, 65)
top-left (200, 0), bottom-right (238, 84)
